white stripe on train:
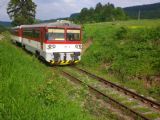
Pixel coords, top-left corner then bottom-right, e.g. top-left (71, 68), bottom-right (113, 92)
top-left (12, 36), bottom-right (82, 64)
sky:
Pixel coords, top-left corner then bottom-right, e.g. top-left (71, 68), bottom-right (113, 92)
top-left (0, 0), bottom-right (160, 21)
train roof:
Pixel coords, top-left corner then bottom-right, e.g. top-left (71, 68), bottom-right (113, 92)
top-left (13, 20), bottom-right (81, 29)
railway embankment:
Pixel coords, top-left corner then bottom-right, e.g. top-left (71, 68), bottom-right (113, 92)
top-left (0, 34), bottom-right (92, 120)
top-left (1, 19), bottom-right (160, 120)
top-left (0, 34), bottom-right (4, 40)
top-left (62, 67), bottom-right (160, 120)
top-left (80, 19), bottom-right (160, 102)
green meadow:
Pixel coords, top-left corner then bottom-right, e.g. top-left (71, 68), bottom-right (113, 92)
top-left (81, 19), bottom-right (160, 101)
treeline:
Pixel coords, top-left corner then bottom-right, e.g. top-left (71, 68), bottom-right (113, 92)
top-left (0, 25), bottom-right (8, 33)
top-left (70, 2), bottom-right (127, 23)
top-left (124, 2), bottom-right (160, 19)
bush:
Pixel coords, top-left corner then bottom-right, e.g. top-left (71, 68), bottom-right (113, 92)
top-left (82, 21), bottom-right (160, 79)
top-left (115, 27), bottom-right (129, 40)
top-left (81, 20), bottom-right (160, 100)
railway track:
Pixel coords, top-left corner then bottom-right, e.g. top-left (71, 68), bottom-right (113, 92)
top-left (61, 66), bottom-right (160, 120)
top-left (73, 67), bottom-right (160, 111)
top-left (62, 71), bottom-right (151, 120)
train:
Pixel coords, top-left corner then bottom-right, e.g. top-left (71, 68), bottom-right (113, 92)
top-left (11, 20), bottom-right (82, 65)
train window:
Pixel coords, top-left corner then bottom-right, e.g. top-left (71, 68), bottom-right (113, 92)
top-left (48, 33), bottom-right (64, 41)
top-left (23, 29), bottom-right (40, 39)
top-left (12, 30), bottom-right (18, 35)
top-left (23, 30), bottom-right (32, 38)
top-left (47, 29), bottom-right (64, 41)
top-left (67, 30), bottom-right (80, 41)
top-left (32, 30), bottom-right (40, 38)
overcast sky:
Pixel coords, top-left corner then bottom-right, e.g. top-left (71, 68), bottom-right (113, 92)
top-left (0, 0), bottom-right (160, 21)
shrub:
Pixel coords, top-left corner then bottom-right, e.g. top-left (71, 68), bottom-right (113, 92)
top-left (115, 27), bottom-right (129, 40)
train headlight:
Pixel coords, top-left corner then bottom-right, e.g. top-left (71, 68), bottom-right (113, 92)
top-left (75, 44), bottom-right (82, 49)
top-left (52, 45), bottom-right (56, 48)
top-left (48, 45), bottom-right (56, 49)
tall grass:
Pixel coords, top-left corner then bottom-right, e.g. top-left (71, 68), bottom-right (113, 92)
top-left (81, 20), bottom-right (160, 100)
top-left (0, 32), bottom-right (92, 120)
top-left (82, 20), bottom-right (160, 76)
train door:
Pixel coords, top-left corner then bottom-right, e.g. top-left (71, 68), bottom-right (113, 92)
top-left (40, 28), bottom-right (44, 50)
top-left (19, 28), bottom-right (22, 43)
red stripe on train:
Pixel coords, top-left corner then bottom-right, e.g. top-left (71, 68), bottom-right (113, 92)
top-left (44, 41), bottom-right (81, 44)
top-left (13, 35), bottom-right (81, 44)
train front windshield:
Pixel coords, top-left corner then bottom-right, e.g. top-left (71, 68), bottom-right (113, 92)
top-left (46, 28), bottom-right (80, 41)
top-left (67, 30), bottom-right (80, 41)
top-left (47, 28), bottom-right (65, 41)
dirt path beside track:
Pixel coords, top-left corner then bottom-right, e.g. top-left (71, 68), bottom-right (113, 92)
top-left (82, 38), bottom-right (93, 54)
top-left (0, 34), bottom-right (4, 40)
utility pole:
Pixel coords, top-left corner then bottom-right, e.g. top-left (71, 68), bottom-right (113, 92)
top-left (138, 10), bottom-right (141, 20)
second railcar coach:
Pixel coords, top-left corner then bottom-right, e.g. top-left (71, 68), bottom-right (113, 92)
top-left (12, 20), bottom-right (82, 65)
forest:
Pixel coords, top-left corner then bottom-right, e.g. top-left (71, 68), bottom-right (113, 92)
top-left (70, 2), bottom-right (160, 23)
top-left (70, 2), bottom-right (127, 23)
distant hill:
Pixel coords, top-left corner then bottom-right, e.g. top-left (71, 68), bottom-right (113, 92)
top-left (70, 2), bottom-right (160, 20)
top-left (0, 24), bottom-right (8, 33)
top-left (124, 2), bottom-right (160, 19)
top-left (0, 21), bottom-right (11, 27)
top-left (70, 13), bottom-right (79, 19)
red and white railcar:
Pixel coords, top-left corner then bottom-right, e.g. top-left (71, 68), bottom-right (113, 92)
top-left (12, 20), bottom-right (82, 65)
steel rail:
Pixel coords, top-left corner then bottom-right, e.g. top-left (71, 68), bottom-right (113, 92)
top-left (73, 67), bottom-right (160, 111)
top-left (62, 71), bottom-right (151, 120)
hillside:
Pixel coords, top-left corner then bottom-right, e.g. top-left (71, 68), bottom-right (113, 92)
top-left (0, 32), bottom-right (92, 120)
top-left (80, 19), bottom-right (160, 101)
top-left (0, 24), bottom-right (8, 33)
top-left (124, 2), bottom-right (160, 19)
top-left (0, 21), bottom-right (11, 27)
top-left (70, 2), bottom-right (160, 21)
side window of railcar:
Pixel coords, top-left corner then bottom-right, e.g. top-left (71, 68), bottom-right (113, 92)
top-left (32, 30), bottom-right (40, 38)
top-left (67, 30), bottom-right (80, 41)
top-left (12, 30), bottom-right (18, 36)
top-left (23, 29), bottom-right (40, 39)
top-left (47, 29), bottom-right (64, 41)
top-left (23, 30), bottom-right (32, 38)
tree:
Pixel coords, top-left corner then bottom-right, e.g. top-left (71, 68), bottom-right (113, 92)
top-left (114, 7), bottom-right (126, 20)
top-left (7, 0), bottom-right (37, 26)
top-left (94, 2), bottom-right (103, 22)
top-left (88, 7), bottom-right (95, 22)
top-left (102, 3), bottom-right (115, 21)
top-left (95, 2), bottom-right (103, 13)
top-left (72, 2), bottom-right (127, 23)
top-left (79, 8), bottom-right (89, 23)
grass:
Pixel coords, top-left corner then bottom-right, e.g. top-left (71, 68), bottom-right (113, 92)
top-left (133, 107), bottom-right (151, 113)
top-left (0, 25), bottom-right (8, 33)
top-left (145, 112), bottom-right (160, 120)
top-left (0, 32), bottom-right (92, 120)
top-left (62, 67), bottom-right (120, 119)
top-left (63, 67), bottom-right (156, 117)
top-left (122, 101), bottom-right (138, 107)
top-left (80, 19), bottom-right (160, 101)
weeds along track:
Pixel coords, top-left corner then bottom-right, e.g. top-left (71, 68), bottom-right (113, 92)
top-left (61, 67), bottom-right (160, 120)
top-left (74, 67), bottom-right (160, 111)
top-left (73, 67), bottom-right (160, 111)
top-left (62, 71), bottom-right (151, 120)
